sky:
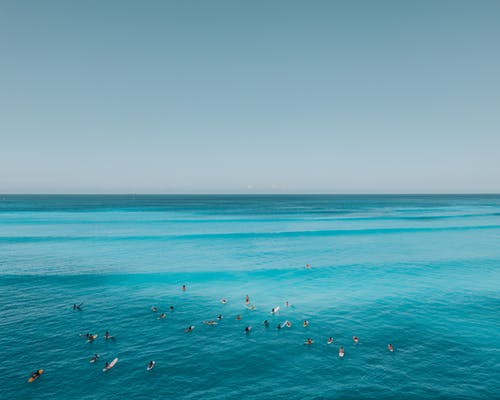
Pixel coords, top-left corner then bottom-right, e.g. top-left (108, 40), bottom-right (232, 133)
top-left (0, 0), bottom-right (499, 194)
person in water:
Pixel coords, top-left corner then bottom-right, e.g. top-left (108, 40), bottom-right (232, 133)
top-left (305, 338), bottom-right (313, 345)
top-left (73, 303), bottom-right (83, 310)
top-left (221, 298), bottom-right (227, 304)
top-left (90, 354), bottom-right (99, 362)
top-left (263, 320), bottom-right (269, 327)
top-left (88, 334), bottom-right (96, 342)
top-left (104, 361), bottom-right (109, 369)
top-left (303, 320), bottom-right (309, 327)
top-left (236, 315), bottom-right (241, 320)
top-left (105, 331), bottom-right (112, 339)
top-left (30, 370), bottom-right (42, 380)
top-left (277, 323), bottom-right (282, 330)
top-left (305, 264), bottom-right (311, 269)
top-left (327, 337), bottom-right (334, 344)
top-left (353, 336), bottom-right (359, 343)
top-left (182, 285), bottom-right (186, 291)
top-left (217, 314), bottom-right (223, 320)
top-left (388, 343), bottom-right (394, 352)
top-left (245, 294), bottom-right (249, 304)
top-left (339, 346), bottom-right (345, 357)
top-left (245, 326), bottom-right (252, 333)
top-left (185, 325), bottom-right (195, 332)
top-left (169, 306), bottom-right (174, 311)
top-left (158, 313), bottom-right (166, 319)
top-left (151, 306), bottom-right (157, 312)
top-left (148, 361), bottom-right (155, 369)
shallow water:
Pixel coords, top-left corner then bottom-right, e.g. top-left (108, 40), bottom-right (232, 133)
top-left (0, 195), bottom-right (499, 399)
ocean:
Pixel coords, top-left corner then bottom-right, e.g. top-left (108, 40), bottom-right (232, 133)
top-left (0, 195), bottom-right (499, 399)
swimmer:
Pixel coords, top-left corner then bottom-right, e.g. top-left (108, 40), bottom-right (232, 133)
top-left (90, 354), bottom-right (99, 363)
top-left (245, 326), bottom-right (252, 333)
top-left (305, 338), bottom-right (314, 345)
top-left (221, 298), bottom-right (227, 304)
top-left (185, 325), bottom-right (195, 333)
top-left (339, 346), bottom-right (345, 358)
top-left (388, 343), bottom-right (394, 352)
top-left (158, 313), bottom-right (166, 319)
top-left (353, 336), bottom-right (359, 343)
top-left (327, 337), bottom-right (334, 345)
top-left (29, 370), bottom-right (43, 381)
top-left (151, 306), bottom-right (157, 312)
top-left (303, 320), bottom-right (309, 328)
top-left (217, 314), bottom-right (223, 320)
top-left (245, 294), bottom-right (249, 304)
top-left (263, 320), bottom-right (269, 327)
top-left (236, 315), bottom-right (242, 321)
top-left (182, 284), bottom-right (186, 291)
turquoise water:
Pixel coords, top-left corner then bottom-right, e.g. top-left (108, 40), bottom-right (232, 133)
top-left (1, 195), bottom-right (499, 399)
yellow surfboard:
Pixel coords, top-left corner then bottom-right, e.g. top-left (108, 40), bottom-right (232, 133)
top-left (28, 369), bottom-right (43, 383)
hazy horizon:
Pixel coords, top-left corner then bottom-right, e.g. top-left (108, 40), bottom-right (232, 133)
top-left (1, 0), bottom-right (499, 194)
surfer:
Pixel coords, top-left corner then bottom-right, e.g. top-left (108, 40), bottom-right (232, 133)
top-left (277, 323), bottom-right (282, 330)
top-left (305, 338), bottom-right (313, 345)
top-left (353, 336), bottom-right (359, 343)
top-left (388, 343), bottom-right (394, 352)
top-left (217, 314), bottom-right (223, 320)
top-left (236, 315), bottom-right (241, 321)
top-left (245, 294), bottom-right (249, 304)
top-left (285, 301), bottom-right (289, 307)
top-left (263, 320), bottom-right (269, 327)
top-left (185, 325), bottom-right (195, 332)
top-left (151, 306), bottom-right (157, 312)
top-left (158, 313), bottom-right (166, 319)
top-left (245, 326), bottom-right (252, 333)
top-left (182, 285), bottom-right (186, 291)
top-left (327, 337), bottom-right (334, 345)
top-left (305, 264), bottom-right (311, 269)
top-left (88, 334), bottom-right (96, 342)
top-left (339, 346), bottom-right (345, 358)
top-left (271, 307), bottom-right (279, 314)
top-left (169, 306), bottom-right (174, 311)
top-left (303, 320), bottom-right (309, 328)
top-left (73, 303), bottom-right (83, 310)
top-left (221, 298), bottom-right (227, 304)
top-left (105, 331), bottom-right (112, 339)
top-left (147, 361), bottom-right (155, 370)
top-left (30, 370), bottom-right (42, 380)
top-left (90, 354), bottom-right (99, 363)
top-left (104, 361), bottom-right (109, 369)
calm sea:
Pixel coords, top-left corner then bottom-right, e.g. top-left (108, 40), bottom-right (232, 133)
top-left (1, 195), bottom-right (499, 399)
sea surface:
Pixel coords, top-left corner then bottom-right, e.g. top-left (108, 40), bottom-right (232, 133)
top-left (0, 195), bottom-right (499, 399)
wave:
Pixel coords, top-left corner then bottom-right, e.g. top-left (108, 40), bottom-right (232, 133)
top-left (2, 224), bottom-right (500, 244)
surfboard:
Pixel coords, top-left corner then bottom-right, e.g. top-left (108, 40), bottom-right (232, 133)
top-left (27, 370), bottom-right (43, 383)
top-left (87, 334), bottom-right (98, 342)
top-left (103, 358), bottom-right (118, 372)
top-left (147, 361), bottom-right (155, 371)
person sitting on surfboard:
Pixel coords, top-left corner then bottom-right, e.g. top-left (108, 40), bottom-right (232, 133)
top-left (388, 343), bottom-right (394, 352)
top-left (90, 354), bottom-right (99, 362)
top-left (327, 337), bottom-right (334, 344)
top-left (305, 338), bottom-right (313, 345)
top-left (104, 362), bottom-right (109, 369)
top-left (303, 320), bottom-right (309, 327)
top-left (185, 325), bottom-right (195, 332)
top-left (147, 361), bottom-right (155, 370)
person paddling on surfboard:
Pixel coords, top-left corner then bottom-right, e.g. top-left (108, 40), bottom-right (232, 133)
top-left (90, 354), bottom-right (99, 363)
top-left (388, 343), bottom-right (394, 352)
top-left (147, 361), bottom-right (155, 370)
top-left (29, 370), bottom-right (42, 381)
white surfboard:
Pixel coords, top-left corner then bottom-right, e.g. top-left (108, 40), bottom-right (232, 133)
top-left (103, 357), bottom-right (118, 372)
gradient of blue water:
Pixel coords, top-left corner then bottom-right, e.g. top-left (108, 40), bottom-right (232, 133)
top-left (1, 195), bottom-right (499, 399)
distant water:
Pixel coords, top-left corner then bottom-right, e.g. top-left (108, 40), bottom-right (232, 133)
top-left (1, 195), bottom-right (499, 399)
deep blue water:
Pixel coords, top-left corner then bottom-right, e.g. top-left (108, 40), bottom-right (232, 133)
top-left (1, 195), bottom-right (499, 399)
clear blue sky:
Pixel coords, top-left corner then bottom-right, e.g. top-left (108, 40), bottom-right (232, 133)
top-left (1, 0), bottom-right (499, 193)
